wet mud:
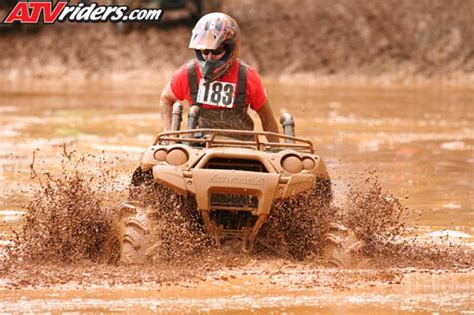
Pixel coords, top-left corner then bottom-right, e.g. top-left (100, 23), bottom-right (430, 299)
top-left (1, 153), bottom-right (471, 295)
top-left (1, 81), bottom-right (473, 312)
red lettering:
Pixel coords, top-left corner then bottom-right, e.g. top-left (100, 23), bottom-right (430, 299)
top-left (24, 2), bottom-right (42, 23)
top-left (3, 1), bottom-right (67, 24)
top-left (39, 1), bottom-right (67, 24)
top-left (3, 2), bottom-right (35, 23)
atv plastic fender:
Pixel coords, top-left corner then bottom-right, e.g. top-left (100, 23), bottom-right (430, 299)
top-left (152, 165), bottom-right (189, 195)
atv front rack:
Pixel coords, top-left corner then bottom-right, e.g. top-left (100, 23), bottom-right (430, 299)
top-left (153, 129), bottom-right (314, 153)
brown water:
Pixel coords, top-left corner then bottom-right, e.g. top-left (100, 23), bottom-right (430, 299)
top-left (0, 79), bottom-right (473, 313)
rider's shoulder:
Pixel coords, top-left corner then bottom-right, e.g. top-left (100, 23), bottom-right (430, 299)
top-left (172, 60), bottom-right (196, 81)
top-left (238, 60), bottom-right (260, 77)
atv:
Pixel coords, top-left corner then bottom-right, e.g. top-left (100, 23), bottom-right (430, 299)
top-left (103, 104), bottom-right (365, 266)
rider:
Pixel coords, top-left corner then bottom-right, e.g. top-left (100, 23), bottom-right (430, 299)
top-left (132, 13), bottom-right (280, 188)
top-left (160, 12), bottom-right (279, 142)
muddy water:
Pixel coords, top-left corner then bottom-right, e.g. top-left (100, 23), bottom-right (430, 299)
top-left (0, 79), bottom-right (473, 313)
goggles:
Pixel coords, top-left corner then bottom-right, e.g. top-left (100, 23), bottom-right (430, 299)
top-left (200, 45), bottom-right (226, 56)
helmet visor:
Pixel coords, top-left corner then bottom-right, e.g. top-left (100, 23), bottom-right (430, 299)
top-left (189, 27), bottom-right (227, 50)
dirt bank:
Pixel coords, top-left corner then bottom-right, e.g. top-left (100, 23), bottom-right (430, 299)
top-left (0, 0), bottom-right (473, 85)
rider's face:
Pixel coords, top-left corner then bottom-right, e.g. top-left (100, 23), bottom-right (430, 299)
top-left (200, 45), bottom-right (226, 61)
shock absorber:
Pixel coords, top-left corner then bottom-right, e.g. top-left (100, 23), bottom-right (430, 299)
top-left (280, 112), bottom-right (295, 143)
top-left (171, 102), bottom-right (183, 131)
top-left (186, 105), bottom-right (200, 130)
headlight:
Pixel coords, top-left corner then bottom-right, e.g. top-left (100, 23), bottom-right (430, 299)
top-left (281, 155), bottom-right (302, 173)
top-left (166, 148), bottom-right (188, 165)
top-left (154, 149), bottom-right (167, 161)
top-left (302, 157), bottom-right (315, 170)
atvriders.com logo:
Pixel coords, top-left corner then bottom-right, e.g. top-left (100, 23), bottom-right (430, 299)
top-left (1, 1), bottom-right (163, 24)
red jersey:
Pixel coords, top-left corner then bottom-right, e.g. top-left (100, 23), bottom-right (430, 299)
top-left (170, 60), bottom-right (267, 111)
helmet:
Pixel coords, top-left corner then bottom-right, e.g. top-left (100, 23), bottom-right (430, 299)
top-left (189, 13), bottom-right (240, 82)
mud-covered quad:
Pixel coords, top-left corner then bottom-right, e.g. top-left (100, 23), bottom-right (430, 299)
top-left (104, 104), bottom-right (364, 266)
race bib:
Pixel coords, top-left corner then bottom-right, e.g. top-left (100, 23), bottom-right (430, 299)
top-left (196, 79), bottom-right (236, 108)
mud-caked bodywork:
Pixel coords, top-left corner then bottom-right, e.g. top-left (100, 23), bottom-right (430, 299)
top-left (136, 129), bottom-right (331, 248)
top-left (105, 120), bottom-right (364, 266)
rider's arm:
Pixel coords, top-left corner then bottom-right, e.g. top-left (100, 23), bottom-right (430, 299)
top-left (256, 101), bottom-right (280, 143)
top-left (160, 82), bottom-right (178, 132)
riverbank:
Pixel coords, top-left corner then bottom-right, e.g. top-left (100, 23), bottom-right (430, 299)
top-left (0, 0), bottom-right (472, 87)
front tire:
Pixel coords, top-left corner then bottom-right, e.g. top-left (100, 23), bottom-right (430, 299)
top-left (120, 206), bottom-right (153, 264)
top-left (323, 223), bottom-right (369, 268)
top-left (102, 202), bottom-right (156, 265)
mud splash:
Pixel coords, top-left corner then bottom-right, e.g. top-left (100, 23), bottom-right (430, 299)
top-left (125, 174), bottom-right (336, 264)
top-left (1, 147), bottom-right (123, 266)
top-left (342, 169), bottom-right (472, 269)
top-left (258, 179), bottom-right (334, 260)
top-left (1, 154), bottom-right (472, 292)
top-left (127, 176), bottom-right (213, 265)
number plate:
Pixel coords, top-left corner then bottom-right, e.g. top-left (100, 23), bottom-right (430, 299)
top-left (196, 79), bottom-right (236, 108)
